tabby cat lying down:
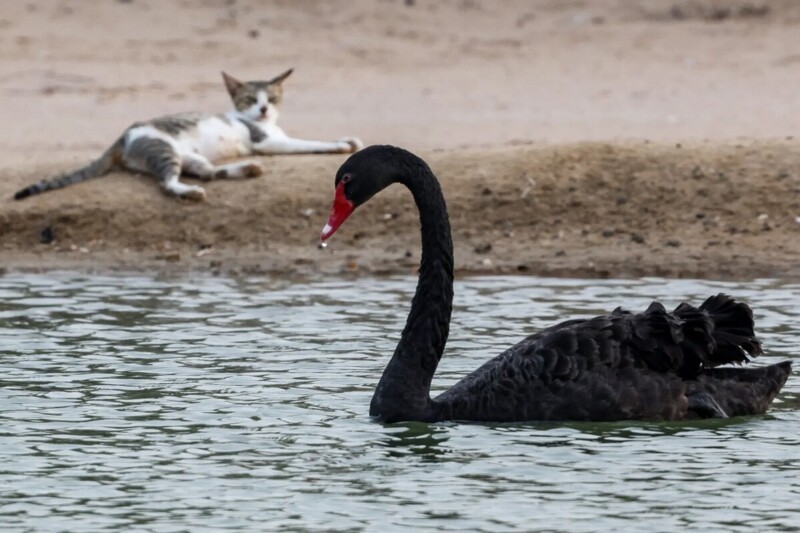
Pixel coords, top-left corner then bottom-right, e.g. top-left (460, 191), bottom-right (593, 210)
top-left (14, 69), bottom-right (362, 201)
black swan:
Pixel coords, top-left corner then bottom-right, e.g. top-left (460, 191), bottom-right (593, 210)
top-left (320, 145), bottom-right (793, 423)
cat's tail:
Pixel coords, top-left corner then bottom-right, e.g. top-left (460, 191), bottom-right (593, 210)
top-left (14, 136), bottom-right (125, 200)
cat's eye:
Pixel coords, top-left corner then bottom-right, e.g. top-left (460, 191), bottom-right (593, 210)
top-left (268, 96), bottom-right (277, 104)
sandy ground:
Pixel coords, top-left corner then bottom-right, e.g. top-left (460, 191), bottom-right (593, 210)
top-left (2, 0), bottom-right (800, 279)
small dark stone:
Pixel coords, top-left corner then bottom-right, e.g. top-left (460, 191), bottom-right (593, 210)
top-left (516, 264), bottom-right (529, 272)
top-left (631, 233), bottom-right (645, 244)
top-left (248, 29), bottom-right (259, 39)
top-left (474, 243), bottom-right (492, 254)
top-left (601, 229), bottom-right (615, 238)
top-left (481, 187), bottom-right (492, 196)
top-left (739, 5), bottom-right (770, 18)
top-left (555, 250), bottom-right (566, 257)
top-left (40, 226), bottom-right (54, 244)
top-left (670, 5), bottom-right (686, 20)
top-left (404, 250), bottom-right (412, 258)
top-left (695, 212), bottom-right (706, 219)
top-left (708, 7), bottom-right (731, 21)
top-left (666, 240), bottom-right (681, 247)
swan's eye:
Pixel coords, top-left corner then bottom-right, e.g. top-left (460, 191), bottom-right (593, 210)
top-left (341, 174), bottom-right (352, 184)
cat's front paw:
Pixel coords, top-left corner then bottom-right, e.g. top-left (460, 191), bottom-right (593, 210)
top-left (182, 188), bottom-right (207, 202)
top-left (337, 137), bottom-right (363, 153)
top-left (240, 162), bottom-right (265, 179)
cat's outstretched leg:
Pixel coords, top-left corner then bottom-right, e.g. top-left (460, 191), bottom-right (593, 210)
top-left (161, 175), bottom-right (207, 201)
top-left (181, 153), bottom-right (216, 180)
top-left (125, 137), bottom-right (206, 201)
top-left (252, 136), bottom-right (362, 155)
top-left (182, 153), bottom-right (263, 181)
top-left (213, 161), bottom-right (264, 179)
top-left (335, 138), bottom-right (364, 152)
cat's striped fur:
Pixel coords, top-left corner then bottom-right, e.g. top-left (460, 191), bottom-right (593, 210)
top-left (14, 69), bottom-right (362, 201)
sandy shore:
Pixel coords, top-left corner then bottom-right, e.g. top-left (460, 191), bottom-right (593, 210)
top-left (4, 141), bottom-right (800, 279)
top-left (2, 1), bottom-right (800, 279)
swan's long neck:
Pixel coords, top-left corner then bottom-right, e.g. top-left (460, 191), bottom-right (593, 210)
top-left (369, 160), bottom-right (454, 422)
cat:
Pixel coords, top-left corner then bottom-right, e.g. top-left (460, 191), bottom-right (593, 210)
top-left (13, 69), bottom-right (363, 201)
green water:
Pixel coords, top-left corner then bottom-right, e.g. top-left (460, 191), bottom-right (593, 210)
top-left (1, 274), bottom-right (798, 531)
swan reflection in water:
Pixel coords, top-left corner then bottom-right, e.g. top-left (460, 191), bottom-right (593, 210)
top-left (378, 422), bottom-right (451, 460)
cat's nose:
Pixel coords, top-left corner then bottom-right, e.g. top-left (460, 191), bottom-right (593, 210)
top-left (259, 106), bottom-right (267, 115)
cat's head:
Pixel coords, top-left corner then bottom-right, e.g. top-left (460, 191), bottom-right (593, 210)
top-left (222, 69), bottom-right (293, 123)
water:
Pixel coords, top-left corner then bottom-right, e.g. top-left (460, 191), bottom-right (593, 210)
top-left (0, 273), bottom-right (798, 532)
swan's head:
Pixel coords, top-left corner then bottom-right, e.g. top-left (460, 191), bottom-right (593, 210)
top-left (321, 145), bottom-right (408, 242)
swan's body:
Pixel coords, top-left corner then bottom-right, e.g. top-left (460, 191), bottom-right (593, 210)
top-left (321, 145), bottom-right (792, 423)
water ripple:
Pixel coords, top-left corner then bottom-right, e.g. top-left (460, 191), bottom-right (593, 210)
top-left (0, 273), bottom-right (798, 531)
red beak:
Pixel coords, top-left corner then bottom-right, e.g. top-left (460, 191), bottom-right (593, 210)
top-left (320, 181), bottom-right (355, 242)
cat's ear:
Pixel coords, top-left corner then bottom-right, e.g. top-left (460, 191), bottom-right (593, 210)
top-left (270, 68), bottom-right (294, 85)
top-left (221, 71), bottom-right (243, 96)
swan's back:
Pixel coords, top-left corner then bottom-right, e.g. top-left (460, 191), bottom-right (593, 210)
top-left (433, 294), bottom-right (791, 422)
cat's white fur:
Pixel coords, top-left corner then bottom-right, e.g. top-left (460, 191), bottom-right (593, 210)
top-left (124, 85), bottom-right (362, 199)
top-left (13, 69), bottom-right (363, 202)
